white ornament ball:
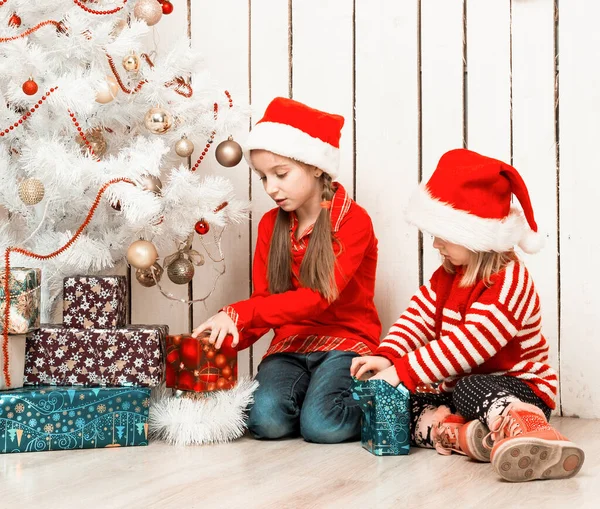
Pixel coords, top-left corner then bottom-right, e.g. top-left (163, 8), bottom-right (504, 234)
top-left (175, 136), bottom-right (195, 157)
top-left (18, 178), bottom-right (45, 205)
top-left (127, 240), bottom-right (158, 270)
top-left (95, 76), bottom-right (119, 104)
top-left (134, 0), bottom-right (163, 26)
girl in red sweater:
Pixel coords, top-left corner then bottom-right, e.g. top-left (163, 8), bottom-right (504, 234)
top-left (351, 149), bottom-right (584, 482)
top-left (192, 97), bottom-right (381, 443)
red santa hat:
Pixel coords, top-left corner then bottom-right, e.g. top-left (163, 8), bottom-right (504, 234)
top-left (243, 97), bottom-right (345, 180)
top-left (406, 148), bottom-right (544, 254)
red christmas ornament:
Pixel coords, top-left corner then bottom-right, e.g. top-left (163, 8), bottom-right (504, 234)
top-left (171, 334), bottom-right (182, 346)
top-left (9, 14), bottom-right (21, 27)
top-left (177, 370), bottom-right (195, 391)
top-left (214, 354), bottom-right (227, 369)
top-left (22, 78), bottom-right (38, 96)
top-left (221, 365), bottom-right (232, 379)
top-left (179, 336), bottom-right (201, 369)
top-left (194, 220), bottom-right (210, 235)
top-left (216, 377), bottom-right (227, 390)
top-left (162, 1), bottom-right (174, 14)
top-left (165, 348), bottom-right (181, 365)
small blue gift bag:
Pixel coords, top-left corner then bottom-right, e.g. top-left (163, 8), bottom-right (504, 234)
top-left (352, 378), bottom-right (411, 456)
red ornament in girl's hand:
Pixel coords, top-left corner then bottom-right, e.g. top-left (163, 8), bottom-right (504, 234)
top-left (22, 79), bottom-right (38, 96)
top-left (162, 1), bottom-right (174, 14)
top-left (194, 220), bottom-right (210, 235)
top-left (179, 336), bottom-right (201, 369)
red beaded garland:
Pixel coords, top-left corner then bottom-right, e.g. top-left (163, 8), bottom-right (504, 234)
top-left (73, 0), bottom-right (127, 15)
top-left (0, 20), bottom-right (63, 43)
top-left (0, 87), bottom-right (57, 137)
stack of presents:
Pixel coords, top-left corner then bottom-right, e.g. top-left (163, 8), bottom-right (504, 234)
top-left (0, 268), bottom-right (238, 455)
top-left (1, 268), bottom-right (411, 456)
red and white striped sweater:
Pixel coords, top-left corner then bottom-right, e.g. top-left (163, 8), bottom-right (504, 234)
top-left (376, 261), bottom-right (558, 409)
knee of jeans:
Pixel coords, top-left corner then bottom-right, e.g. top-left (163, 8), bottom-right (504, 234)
top-left (247, 390), bottom-right (297, 440)
top-left (299, 409), bottom-right (360, 444)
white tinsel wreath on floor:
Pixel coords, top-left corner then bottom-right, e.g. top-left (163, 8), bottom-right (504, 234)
top-left (148, 379), bottom-right (259, 446)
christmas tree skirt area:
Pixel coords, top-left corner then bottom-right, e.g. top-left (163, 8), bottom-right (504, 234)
top-left (0, 416), bottom-right (598, 507)
top-left (148, 379), bottom-right (259, 446)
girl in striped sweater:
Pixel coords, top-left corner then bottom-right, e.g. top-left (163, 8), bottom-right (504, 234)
top-left (351, 148), bottom-right (584, 482)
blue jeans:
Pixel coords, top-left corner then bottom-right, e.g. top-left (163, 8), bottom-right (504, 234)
top-left (247, 351), bottom-right (361, 444)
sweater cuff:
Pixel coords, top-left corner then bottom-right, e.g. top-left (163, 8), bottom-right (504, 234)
top-left (221, 305), bottom-right (241, 329)
top-left (392, 356), bottom-right (418, 392)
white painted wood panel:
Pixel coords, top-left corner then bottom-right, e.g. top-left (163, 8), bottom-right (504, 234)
top-left (247, 0), bottom-right (290, 374)
top-left (190, 0), bottom-right (251, 378)
top-left (558, 0), bottom-right (600, 418)
top-left (420, 0), bottom-right (465, 280)
top-left (466, 0), bottom-right (511, 159)
top-left (291, 0), bottom-right (355, 195)
top-left (130, 5), bottom-right (190, 334)
top-left (512, 0), bottom-right (561, 413)
top-left (355, 0), bottom-right (420, 334)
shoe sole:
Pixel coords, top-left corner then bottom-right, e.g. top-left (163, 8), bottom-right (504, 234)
top-left (459, 420), bottom-right (491, 462)
top-left (492, 437), bottom-right (585, 482)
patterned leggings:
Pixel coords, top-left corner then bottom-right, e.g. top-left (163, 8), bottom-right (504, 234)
top-left (411, 375), bottom-right (552, 448)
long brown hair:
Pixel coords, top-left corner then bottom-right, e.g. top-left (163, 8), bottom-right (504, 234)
top-left (267, 172), bottom-right (338, 302)
top-left (443, 250), bottom-right (519, 287)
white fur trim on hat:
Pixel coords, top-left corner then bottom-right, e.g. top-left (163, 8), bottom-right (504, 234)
top-left (243, 121), bottom-right (340, 180)
top-left (406, 184), bottom-right (545, 253)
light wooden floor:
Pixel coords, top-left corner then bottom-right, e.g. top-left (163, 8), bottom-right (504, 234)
top-left (1, 417), bottom-right (598, 509)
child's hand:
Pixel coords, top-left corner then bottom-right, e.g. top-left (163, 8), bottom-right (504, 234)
top-left (191, 311), bottom-right (239, 349)
top-left (370, 365), bottom-right (401, 387)
top-left (350, 355), bottom-right (393, 379)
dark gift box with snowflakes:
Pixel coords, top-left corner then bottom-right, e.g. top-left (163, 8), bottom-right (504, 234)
top-left (351, 378), bottom-right (411, 456)
top-left (0, 267), bottom-right (41, 334)
top-left (23, 324), bottom-right (168, 387)
top-left (0, 386), bottom-right (150, 454)
top-left (164, 332), bottom-right (238, 392)
top-left (63, 275), bottom-right (127, 329)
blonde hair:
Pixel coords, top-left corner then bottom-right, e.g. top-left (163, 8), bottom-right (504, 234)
top-left (443, 250), bottom-right (519, 287)
top-left (267, 171), bottom-right (339, 302)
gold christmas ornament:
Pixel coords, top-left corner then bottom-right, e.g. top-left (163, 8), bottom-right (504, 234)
top-left (140, 174), bottom-right (162, 195)
top-left (18, 178), bottom-right (45, 205)
top-left (175, 136), bottom-right (195, 157)
top-left (215, 136), bottom-right (243, 167)
top-left (136, 262), bottom-right (164, 288)
top-left (76, 128), bottom-right (107, 157)
top-left (95, 76), bottom-right (119, 104)
top-left (134, 0), bottom-right (163, 26)
top-left (122, 52), bottom-right (141, 73)
top-left (126, 240), bottom-right (158, 270)
top-left (167, 256), bottom-right (195, 285)
top-left (144, 106), bottom-right (173, 134)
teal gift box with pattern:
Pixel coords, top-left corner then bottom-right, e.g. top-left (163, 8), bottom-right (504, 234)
top-left (352, 378), bottom-right (411, 456)
top-left (0, 386), bottom-right (150, 454)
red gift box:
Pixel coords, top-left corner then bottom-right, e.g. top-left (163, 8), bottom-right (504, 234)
top-left (164, 332), bottom-right (238, 392)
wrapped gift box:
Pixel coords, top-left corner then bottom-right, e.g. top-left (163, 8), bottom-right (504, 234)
top-left (0, 267), bottom-right (41, 334)
top-left (352, 378), bottom-right (411, 456)
top-left (0, 386), bottom-right (150, 454)
top-left (63, 275), bottom-right (127, 329)
top-left (0, 334), bottom-right (26, 390)
top-left (164, 332), bottom-right (237, 392)
top-left (24, 324), bottom-right (168, 387)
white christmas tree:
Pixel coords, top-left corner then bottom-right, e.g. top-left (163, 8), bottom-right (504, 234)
top-left (0, 0), bottom-right (248, 319)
